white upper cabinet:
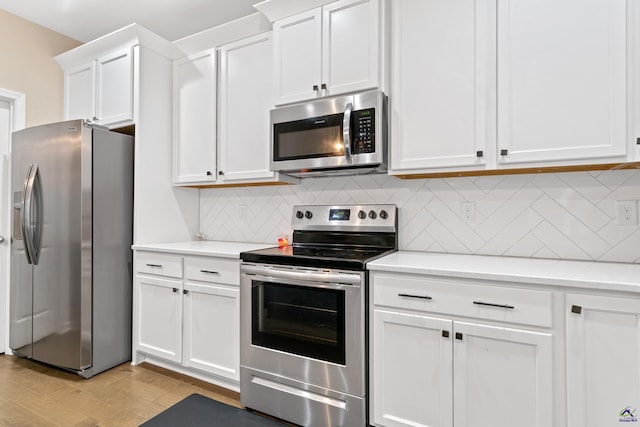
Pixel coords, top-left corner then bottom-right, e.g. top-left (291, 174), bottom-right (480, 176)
top-left (172, 32), bottom-right (297, 187)
top-left (273, 0), bottom-right (381, 105)
top-left (172, 49), bottom-right (217, 185)
top-left (63, 47), bottom-right (134, 128)
top-left (217, 32), bottom-right (278, 183)
top-left (389, 0), bottom-right (491, 173)
top-left (64, 62), bottom-right (95, 123)
top-left (95, 47), bottom-right (134, 127)
top-left (496, 0), bottom-right (628, 167)
top-left (390, 0), bottom-right (636, 175)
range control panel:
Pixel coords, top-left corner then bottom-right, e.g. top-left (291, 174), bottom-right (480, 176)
top-left (292, 204), bottom-right (397, 232)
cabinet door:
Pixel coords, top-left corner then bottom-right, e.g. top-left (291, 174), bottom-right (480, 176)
top-left (64, 61), bottom-right (95, 121)
top-left (371, 309), bottom-right (453, 427)
top-left (95, 47), bottom-right (134, 127)
top-left (322, 0), bottom-right (380, 96)
top-left (389, 0), bottom-right (491, 173)
top-left (135, 275), bottom-right (183, 363)
top-left (497, 0), bottom-right (627, 166)
top-left (566, 294), bottom-right (640, 427)
top-left (453, 321), bottom-right (553, 427)
top-left (183, 282), bottom-right (239, 380)
top-left (173, 49), bottom-right (217, 185)
top-left (218, 33), bottom-right (276, 183)
top-left (273, 8), bottom-right (322, 105)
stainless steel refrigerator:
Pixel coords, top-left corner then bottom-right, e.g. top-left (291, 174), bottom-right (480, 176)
top-left (9, 119), bottom-right (133, 378)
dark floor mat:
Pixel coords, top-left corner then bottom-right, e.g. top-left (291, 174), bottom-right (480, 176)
top-left (140, 393), bottom-right (287, 427)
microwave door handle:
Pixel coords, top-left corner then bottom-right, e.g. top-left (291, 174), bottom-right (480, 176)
top-left (342, 103), bottom-right (353, 163)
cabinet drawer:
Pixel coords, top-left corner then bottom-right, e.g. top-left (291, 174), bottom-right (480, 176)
top-left (136, 252), bottom-right (183, 279)
top-left (372, 273), bottom-right (553, 328)
top-left (185, 256), bottom-right (239, 285)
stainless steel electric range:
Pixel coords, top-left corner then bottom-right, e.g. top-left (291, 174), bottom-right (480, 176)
top-left (239, 204), bottom-right (397, 427)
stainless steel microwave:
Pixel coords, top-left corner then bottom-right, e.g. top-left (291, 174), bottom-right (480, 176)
top-left (270, 90), bottom-right (387, 177)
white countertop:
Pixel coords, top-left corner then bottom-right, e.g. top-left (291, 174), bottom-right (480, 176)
top-left (132, 241), bottom-right (274, 258)
top-left (368, 251), bottom-right (640, 293)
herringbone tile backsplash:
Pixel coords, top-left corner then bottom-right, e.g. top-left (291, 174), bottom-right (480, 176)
top-left (200, 170), bottom-right (640, 263)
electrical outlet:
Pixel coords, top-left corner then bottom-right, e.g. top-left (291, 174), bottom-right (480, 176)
top-left (617, 200), bottom-right (638, 225)
top-left (460, 201), bottom-right (476, 224)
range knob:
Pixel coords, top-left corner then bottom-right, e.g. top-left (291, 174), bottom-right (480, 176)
top-left (368, 210), bottom-right (377, 219)
top-left (380, 210), bottom-right (388, 220)
top-left (358, 210), bottom-right (367, 219)
top-left (296, 210), bottom-right (304, 219)
top-left (305, 210), bottom-right (313, 219)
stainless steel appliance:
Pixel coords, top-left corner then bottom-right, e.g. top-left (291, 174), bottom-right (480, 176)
top-left (240, 204), bottom-right (397, 427)
top-left (270, 90), bottom-right (387, 177)
top-left (10, 119), bottom-right (133, 378)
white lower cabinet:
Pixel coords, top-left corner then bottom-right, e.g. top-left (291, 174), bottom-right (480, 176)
top-left (371, 272), bottom-right (554, 427)
top-left (372, 310), bottom-right (453, 427)
top-left (136, 275), bottom-right (183, 363)
top-left (453, 322), bottom-right (553, 427)
top-left (183, 282), bottom-right (239, 379)
top-left (566, 293), bottom-right (640, 427)
top-left (133, 251), bottom-right (241, 388)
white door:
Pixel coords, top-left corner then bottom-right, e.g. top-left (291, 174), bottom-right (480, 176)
top-left (0, 89), bottom-right (25, 354)
top-left (496, 0), bottom-right (628, 166)
top-left (273, 8), bottom-right (322, 105)
top-left (64, 61), bottom-right (95, 121)
top-left (389, 0), bottom-right (492, 173)
top-left (135, 274), bottom-right (183, 363)
top-left (322, 0), bottom-right (380, 96)
top-left (453, 321), bottom-right (554, 427)
top-left (95, 47), bottom-right (134, 127)
top-left (183, 282), bottom-right (239, 380)
top-left (172, 49), bottom-right (217, 185)
top-left (218, 32), bottom-right (276, 183)
top-left (566, 293), bottom-right (640, 427)
top-left (371, 309), bottom-right (453, 427)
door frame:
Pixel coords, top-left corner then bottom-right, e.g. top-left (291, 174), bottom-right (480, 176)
top-left (0, 88), bottom-right (26, 353)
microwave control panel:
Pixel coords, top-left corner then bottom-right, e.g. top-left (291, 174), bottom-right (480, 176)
top-left (352, 108), bottom-right (375, 154)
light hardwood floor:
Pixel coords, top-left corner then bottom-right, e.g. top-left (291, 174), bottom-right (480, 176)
top-left (0, 354), bottom-right (242, 426)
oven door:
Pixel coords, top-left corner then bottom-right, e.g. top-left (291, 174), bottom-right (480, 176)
top-left (240, 263), bottom-right (365, 397)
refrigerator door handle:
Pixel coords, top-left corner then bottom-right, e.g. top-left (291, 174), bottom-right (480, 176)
top-left (21, 163), bottom-right (43, 265)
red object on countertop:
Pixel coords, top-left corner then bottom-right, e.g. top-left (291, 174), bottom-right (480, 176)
top-left (278, 237), bottom-right (289, 247)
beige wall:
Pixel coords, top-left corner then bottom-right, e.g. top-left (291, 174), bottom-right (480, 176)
top-left (0, 10), bottom-right (81, 127)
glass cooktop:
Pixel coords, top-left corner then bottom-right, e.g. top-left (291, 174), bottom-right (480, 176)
top-left (240, 245), bottom-right (396, 271)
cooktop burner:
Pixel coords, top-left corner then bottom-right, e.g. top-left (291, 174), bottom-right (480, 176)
top-left (240, 204), bottom-right (398, 271)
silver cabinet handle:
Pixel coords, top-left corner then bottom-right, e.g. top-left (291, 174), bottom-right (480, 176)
top-left (0, 236), bottom-right (4, 243)
top-left (473, 301), bottom-right (515, 310)
top-left (342, 103), bottom-right (353, 163)
top-left (146, 263), bottom-right (163, 268)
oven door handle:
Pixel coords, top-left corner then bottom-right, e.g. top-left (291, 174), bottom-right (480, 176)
top-left (241, 265), bottom-right (361, 286)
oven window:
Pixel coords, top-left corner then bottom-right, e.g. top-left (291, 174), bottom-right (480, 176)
top-left (252, 281), bottom-right (346, 365)
top-left (273, 113), bottom-right (344, 160)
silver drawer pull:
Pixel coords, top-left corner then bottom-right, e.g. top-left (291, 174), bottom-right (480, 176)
top-left (398, 293), bottom-right (432, 300)
top-left (473, 301), bottom-right (515, 310)
top-left (146, 263), bottom-right (163, 268)
top-left (200, 269), bottom-right (220, 275)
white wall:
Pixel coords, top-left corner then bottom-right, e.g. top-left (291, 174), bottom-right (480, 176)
top-left (200, 169), bottom-right (640, 263)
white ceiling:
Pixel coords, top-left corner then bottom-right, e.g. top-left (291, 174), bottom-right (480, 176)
top-left (0, 0), bottom-right (259, 42)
